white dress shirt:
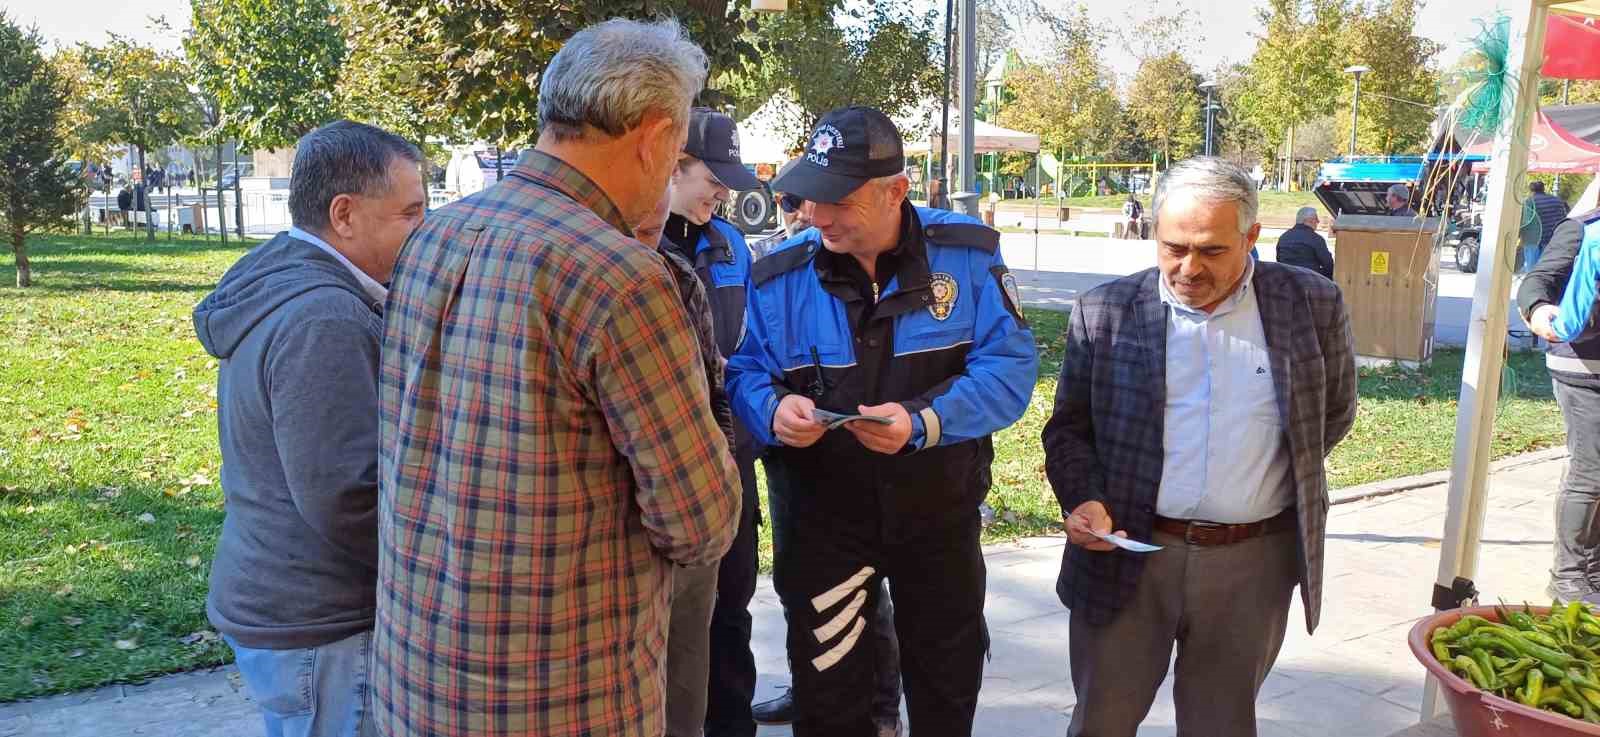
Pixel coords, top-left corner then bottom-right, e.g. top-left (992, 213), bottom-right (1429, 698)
top-left (288, 226), bottom-right (388, 305)
top-left (1155, 259), bottom-right (1294, 524)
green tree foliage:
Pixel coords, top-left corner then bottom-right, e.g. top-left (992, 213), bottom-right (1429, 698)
top-left (186, 0), bottom-right (346, 150)
top-left (74, 36), bottom-right (199, 242)
top-left (724, 1), bottom-right (942, 149)
top-left (0, 14), bottom-right (84, 287)
top-left (334, 0), bottom-right (452, 146)
top-left (1239, 0), bottom-right (1350, 156)
top-left (1335, 0), bottom-right (1440, 155)
top-left (996, 11), bottom-right (1118, 162)
top-left (356, 0), bottom-right (759, 148)
top-left (1125, 52), bottom-right (1204, 167)
top-left (1211, 62), bottom-right (1268, 167)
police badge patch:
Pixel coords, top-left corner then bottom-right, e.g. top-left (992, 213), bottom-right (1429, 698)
top-left (929, 272), bottom-right (958, 321)
top-left (991, 265), bottom-right (1027, 326)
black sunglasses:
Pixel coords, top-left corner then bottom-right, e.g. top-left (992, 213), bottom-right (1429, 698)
top-left (778, 193), bottom-right (805, 214)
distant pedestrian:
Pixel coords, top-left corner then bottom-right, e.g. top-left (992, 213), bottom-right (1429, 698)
top-left (1275, 207), bottom-right (1335, 279)
top-left (193, 120), bottom-right (426, 737)
top-left (1386, 183), bottom-right (1416, 218)
top-left (1121, 193), bottom-right (1143, 239)
top-left (116, 185), bottom-right (132, 226)
top-left (1525, 181), bottom-right (1571, 272)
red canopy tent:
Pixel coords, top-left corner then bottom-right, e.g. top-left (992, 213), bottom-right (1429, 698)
top-left (1545, 10), bottom-right (1600, 79)
top-left (1465, 110), bottom-right (1600, 172)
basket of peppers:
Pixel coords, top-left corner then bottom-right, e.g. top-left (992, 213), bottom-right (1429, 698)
top-left (1409, 602), bottom-right (1600, 737)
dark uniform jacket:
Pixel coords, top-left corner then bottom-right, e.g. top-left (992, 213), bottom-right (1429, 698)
top-left (726, 203), bottom-right (1038, 530)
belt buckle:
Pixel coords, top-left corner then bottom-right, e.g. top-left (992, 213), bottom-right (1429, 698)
top-left (1185, 521), bottom-right (1222, 546)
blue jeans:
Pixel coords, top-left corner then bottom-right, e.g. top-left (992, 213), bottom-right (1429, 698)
top-left (1524, 243), bottom-right (1545, 273)
top-left (224, 631), bottom-right (377, 737)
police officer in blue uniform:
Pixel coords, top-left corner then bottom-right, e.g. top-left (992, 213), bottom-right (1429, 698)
top-left (726, 106), bottom-right (1038, 737)
top-left (659, 108), bottom-right (768, 737)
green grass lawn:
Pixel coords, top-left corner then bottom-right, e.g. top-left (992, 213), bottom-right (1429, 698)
top-left (0, 231), bottom-right (1567, 702)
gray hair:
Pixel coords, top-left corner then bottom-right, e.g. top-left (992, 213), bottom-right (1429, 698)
top-left (1295, 206), bottom-right (1320, 226)
top-left (1151, 156), bottom-right (1259, 234)
top-left (289, 120), bottom-right (421, 232)
top-left (1387, 183), bottom-right (1411, 201)
top-left (538, 19), bottom-right (708, 142)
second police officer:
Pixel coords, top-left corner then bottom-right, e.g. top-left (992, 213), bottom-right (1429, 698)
top-left (661, 108), bottom-right (768, 737)
top-left (726, 106), bottom-right (1038, 737)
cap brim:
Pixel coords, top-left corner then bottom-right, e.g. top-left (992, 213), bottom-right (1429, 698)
top-left (769, 160), bottom-right (867, 204)
top-left (703, 159), bottom-right (764, 192)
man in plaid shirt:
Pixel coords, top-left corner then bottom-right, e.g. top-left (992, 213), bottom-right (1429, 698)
top-left (372, 19), bottom-right (741, 737)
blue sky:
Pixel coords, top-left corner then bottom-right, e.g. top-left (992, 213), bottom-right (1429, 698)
top-left (5, 0), bottom-right (1516, 77)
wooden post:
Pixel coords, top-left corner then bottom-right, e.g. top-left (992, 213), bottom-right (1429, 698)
top-left (1421, 0), bottom-right (1552, 720)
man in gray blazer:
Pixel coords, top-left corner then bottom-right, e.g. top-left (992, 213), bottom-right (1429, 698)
top-left (1041, 157), bottom-right (1357, 737)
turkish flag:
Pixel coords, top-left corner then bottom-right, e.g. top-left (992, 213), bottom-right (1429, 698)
top-left (1545, 12), bottom-right (1600, 80)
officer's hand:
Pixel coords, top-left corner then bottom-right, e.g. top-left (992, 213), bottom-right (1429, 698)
top-left (845, 403), bottom-right (912, 455)
top-left (1065, 500), bottom-right (1127, 552)
top-left (1531, 304), bottom-right (1563, 343)
top-left (773, 394), bottom-right (825, 448)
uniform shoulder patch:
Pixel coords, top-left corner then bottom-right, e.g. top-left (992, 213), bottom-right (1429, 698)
top-left (751, 237), bottom-right (819, 286)
top-left (990, 265), bottom-right (1027, 327)
top-left (923, 222), bottom-right (999, 253)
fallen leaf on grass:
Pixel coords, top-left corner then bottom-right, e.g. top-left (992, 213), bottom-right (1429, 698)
top-left (18, 615), bottom-right (34, 628)
top-left (186, 555), bottom-right (202, 568)
top-left (113, 639), bottom-right (139, 650)
top-left (54, 584), bottom-right (74, 598)
top-left (136, 512), bottom-right (156, 524)
top-left (67, 649), bottom-right (86, 658)
top-left (179, 630), bottom-right (218, 646)
top-left (62, 616), bottom-right (84, 627)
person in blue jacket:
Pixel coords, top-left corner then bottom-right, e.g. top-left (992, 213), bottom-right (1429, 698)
top-left (1524, 209), bottom-right (1600, 605)
top-left (725, 106), bottom-right (1039, 737)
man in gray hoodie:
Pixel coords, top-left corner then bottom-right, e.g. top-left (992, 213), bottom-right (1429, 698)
top-left (192, 120), bottom-right (425, 737)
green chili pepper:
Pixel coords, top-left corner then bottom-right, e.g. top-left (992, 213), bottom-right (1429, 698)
top-left (1523, 630), bottom-right (1564, 649)
top-left (1568, 669), bottom-right (1600, 692)
top-left (1473, 648), bottom-right (1499, 689)
top-left (1524, 668), bottom-right (1545, 706)
top-left (1556, 697), bottom-right (1587, 719)
top-left (1455, 655), bottom-right (1490, 689)
top-left (1432, 640), bottom-right (1452, 663)
top-left (1562, 679), bottom-right (1599, 721)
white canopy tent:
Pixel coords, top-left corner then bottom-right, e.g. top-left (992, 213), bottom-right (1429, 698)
top-left (906, 114), bottom-right (1040, 155)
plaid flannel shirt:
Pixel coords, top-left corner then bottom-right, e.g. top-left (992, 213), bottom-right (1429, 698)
top-left (659, 247), bottom-right (737, 453)
top-left (372, 150), bottom-right (742, 737)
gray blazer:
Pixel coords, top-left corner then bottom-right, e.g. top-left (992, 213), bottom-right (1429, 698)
top-left (1042, 263), bottom-right (1357, 633)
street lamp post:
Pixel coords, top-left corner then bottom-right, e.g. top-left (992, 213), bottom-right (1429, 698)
top-left (1345, 65), bottom-right (1371, 157)
top-left (1199, 80), bottom-right (1219, 157)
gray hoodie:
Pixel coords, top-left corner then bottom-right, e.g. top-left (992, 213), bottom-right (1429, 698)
top-left (193, 232), bottom-right (384, 650)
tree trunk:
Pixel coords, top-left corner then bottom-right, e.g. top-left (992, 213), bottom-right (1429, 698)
top-left (138, 146), bottom-right (154, 242)
top-left (12, 231), bottom-right (31, 288)
top-left (216, 143), bottom-right (227, 245)
top-left (1284, 125), bottom-right (1296, 191)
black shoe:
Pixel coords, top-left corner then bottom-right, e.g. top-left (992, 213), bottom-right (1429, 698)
top-left (752, 688), bottom-right (794, 725)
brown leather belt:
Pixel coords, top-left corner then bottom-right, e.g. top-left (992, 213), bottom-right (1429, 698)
top-left (1153, 508), bottom-right (1296, 547)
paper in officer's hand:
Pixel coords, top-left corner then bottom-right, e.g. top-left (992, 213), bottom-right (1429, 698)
top-left (1094, 532), bottom-right (1163, 553)
top-left (812, 408), bottom-right (895, 430)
